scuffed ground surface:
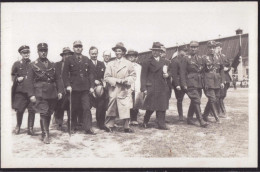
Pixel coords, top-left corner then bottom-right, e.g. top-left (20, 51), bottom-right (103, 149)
top-left (12, 88), bottom-right (248, 158)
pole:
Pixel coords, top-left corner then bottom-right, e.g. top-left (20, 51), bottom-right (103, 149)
top-left (69, 89), bottom-right (72, 137)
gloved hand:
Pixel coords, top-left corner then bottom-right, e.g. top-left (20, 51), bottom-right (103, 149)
top-left (17, 77), bottom-right (24, 82)
top-left (66, 86), bottom-right (72, 92)
top-left (30, 96), bottom-right (36, 103)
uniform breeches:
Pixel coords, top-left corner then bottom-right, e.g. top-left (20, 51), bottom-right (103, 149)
top-left (186, 88), bottom-right (202, 105)
top-left (204, 88), bottom-right (220, 103)
top-left (34, 98), bottom-right (57, 116)
top-left (13, 92), bottom-right (34, 114)
top-left (71, 90), bottom-right (92, 131)
top-left (173, 87), bottom-right (185, 103)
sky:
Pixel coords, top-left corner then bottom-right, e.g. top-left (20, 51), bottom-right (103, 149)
top-left (2, 2), bottom-right (257, 64)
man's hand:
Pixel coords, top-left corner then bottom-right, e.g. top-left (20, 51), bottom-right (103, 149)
top-left (176, 86), bottom-right (181, 91)
top-left (17, 77), bottom-right (24, 82)
top-left (66, 86), bottom-right (72, 92)
top-left (220, 83), bottom-right (224, 89)
top-left (30, 96), bottom-right (36, 103)
top-left (58, 93), bottom-right (62, 100)
top-left (163, 73), bottom-right (169, 78)
top-left (89, 88), bottom-right (96, 98)
top-left (224, 67), bottom-right (229, 71)
top-left (94, 80), bottom-right (101, 85)
top-left (143, 90), bottom-right (147, 95)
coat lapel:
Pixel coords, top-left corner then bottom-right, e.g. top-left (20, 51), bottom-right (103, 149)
top-left (150, 57), bottom-right (164, 72)
top-left (116, 58), bottom-right (127, 73)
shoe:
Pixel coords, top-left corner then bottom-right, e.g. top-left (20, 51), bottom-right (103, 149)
top-left (124, 128), bottom-right (134, 133)
top-left (131, 121), bottom-right (139, 125)
top-left (56, 125), bottom-right (63, 131)
top-left (202, 114), bottom-right (208, 122)
top-left (179, 116), bottom-right (184, 121)
top-left (218, 112), bottom-right (227, 118)
top-left (141, 123), bottom-right (148, 128)
top-left (200, 120), bottom-right (208, 128)
top-left (27, 127), bottom-right (35, 136)
top-left (104, 126), bottom-right (113, 133)
top-left (71, 129), bottom-right (76, 134)
top-left (158, 125), bottom-right (170, 130)
top-left (14, 126), bottom-right (20, 135)
top-left (187, 119), bottom-right (196, 125)
top-left (85, 129), bottom-right (96, 135)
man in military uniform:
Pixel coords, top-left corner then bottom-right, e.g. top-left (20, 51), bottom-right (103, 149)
top-left (141, 42), bottom-right (170, 130)
top-left (180, 41), bottom-right (208, 128)
top-left (169, 46), bottom-right (188, 121)
top-left (11, 45), bottom-right (36, 135)
top-left (202, 41), bottom-right (225, 123)
top-left (53, 47), bottom-right (74, 130)
top-left (88, 46), bottom-right (107, 130)
top-left (216, 42), bottom-right (232, 117)
top-left (63, 40), bottom-right (96, 135)
top-left (27, 43), bottom-right (63, 144)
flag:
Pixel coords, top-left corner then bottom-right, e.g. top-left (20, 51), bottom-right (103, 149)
top-left (232, 39), bottom-right (242, 72)
top-left (171, 48), bottom-right (178, 60)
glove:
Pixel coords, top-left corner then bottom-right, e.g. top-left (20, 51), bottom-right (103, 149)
top-left (17, 77), bottom-right (24, 82)
top-left (58, 93), bottom-right (62, 100)
top-left (176, 86), bottom-right (181, 91)
top-left (66, 86), bottom-right (72, 92)
top-left (220, 83), bottom-right (224, 89)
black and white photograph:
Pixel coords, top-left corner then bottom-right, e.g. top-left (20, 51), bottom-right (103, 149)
top-left (1, 2), bottom-right (258, 168)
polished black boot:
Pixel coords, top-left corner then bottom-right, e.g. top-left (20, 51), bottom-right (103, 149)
top-left (177, 102), bottom-right (184, 121)
top-left (202, 102), bottom-right (211, 122)
top-left (27, 113), bottom-right (35, 135)
top-left (210, 102), bottom-right (220, 123)
top-left (40, 116), bottom-right (45, 141)
top-left (194, 104), bottom-right (208, 128)
top-left (15, 111), bottom-right (23, 134)
top-left (187, 103), bottom-right (196, 125)
top-left (41, 115), bottom-right (50, 144)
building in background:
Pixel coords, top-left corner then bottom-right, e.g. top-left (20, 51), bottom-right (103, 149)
top-left (138, 29), bottom-right (248, 82)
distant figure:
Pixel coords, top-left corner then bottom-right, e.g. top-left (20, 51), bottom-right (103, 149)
top-left (232, 75), bottom-right (237, 90)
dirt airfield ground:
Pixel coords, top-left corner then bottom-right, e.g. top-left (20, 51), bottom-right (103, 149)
top-left (12, 88), bottom-right (248, 158)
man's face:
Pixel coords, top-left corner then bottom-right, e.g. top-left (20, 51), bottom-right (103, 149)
top-left (103, 52), bottom-right (111, 62)
top-left (126, 55), bottom-right (137, 63)
top-left (38, 49), bottom-right (48, 59)
top-left (152, 50), bottom-right (162, 57)
top-left (89, 49), bottom-right (98, 60)
top-left (190, 46), bottom-right (198, 55)
top-left (62, 53), bottom-right (72, 61)
top-left (73, 45), bottom-right (83, 54)
top-left (215, 46), bottom-right (222, 54)
top-left (115, 48), bottom-right (124, 59)
top-left (161, 52), bottom-right (166, 58)
top-left (208, 46), bottom-right (216, 55)
top-left (20, 51), bottom-right (30, 59)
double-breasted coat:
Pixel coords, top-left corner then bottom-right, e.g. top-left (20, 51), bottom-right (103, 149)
top-left (141, 56), bottom-right (170, 111)
top-left (104, 57), bottom-right (136, 119)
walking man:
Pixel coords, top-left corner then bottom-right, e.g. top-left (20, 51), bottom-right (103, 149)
top-left (11, 45), bottom-right (36, 135)
top-left (27, 43), bottom-right (63, 144)
top-left (63, 40), bottom-right (96, 135)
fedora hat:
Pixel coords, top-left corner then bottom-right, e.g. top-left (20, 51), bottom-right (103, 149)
top-left (112, 42), bottom-right (127, 52)
top-left (60, 47), bottom-right (74, 56)
top-left (126, 49), bottom-right (138, 56)
top-left (150, 42), bottom-right (164, 51)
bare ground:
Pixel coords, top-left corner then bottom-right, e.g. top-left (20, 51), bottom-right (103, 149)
top-left (12, 88), bottom-right (248, 158)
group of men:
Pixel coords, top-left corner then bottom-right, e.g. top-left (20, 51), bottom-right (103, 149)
top-left (11, 39), bottom-right (234, 144)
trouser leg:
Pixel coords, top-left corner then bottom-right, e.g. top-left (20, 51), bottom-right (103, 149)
top-left (105, 116), bottom-right (116, 128)
top-left (143, 110), bottom-right (154, 124)
top-left (187, 102), bottom-right (196, 125)
top-left (15, 110), bottom-right (24, 134)
top-left (81, 91), bottom-right (92, 131)
top-left (193, 103), bottom-right (208, 127)
top-left (156, 111), bottom-right (168, 130)
top-left (41, 114), bottom-right (50, 144)
top-left (71, 91), bottom-right (79, 131)
top-left (130, 109), bottom-right (138, 122)
top-left (123, 118), bottom-right (130, 129)
top-left (204, 89), bottom-right (220, 122)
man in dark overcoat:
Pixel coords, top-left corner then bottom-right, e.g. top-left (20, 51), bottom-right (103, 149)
top-left (62, 40), bottom-right (96, 135)
top-left (141, 42), bottom-right (170, 130)
top-left (11, 45), bottom-right (36, 135)
top-left (27, 43), bottom-right (63, 144)
top-left (53, 47), bottom-right (74, 130)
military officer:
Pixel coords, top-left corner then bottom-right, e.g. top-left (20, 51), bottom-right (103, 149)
top-left (216, 42), bottom-right (232, 118)
top-left (53, 47), bottom-right (74, 130)
top-left (180, 41), bottom-right (208, 128)
top-left (27, 43), bottom-right (63, 144)
top-left (11, 45), bottom-right (36, 135)
top-left (88, 46), bottom-right (107, 130)
top-left (141, 42), bottom-right (170, 130)
top-left (169, 46), bottom-right (188, 121)
top-left (202, 41), bottom-right (225, 123)
top-left (63, 40), bottom-right (96, 135)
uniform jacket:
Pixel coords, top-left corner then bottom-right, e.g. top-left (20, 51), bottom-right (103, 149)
top-left (202, 54), bottom-right (225, 89)
top-left (63, 54), bottom-right (95, 91)
top-left (104, 57), bottom-right (136, 119)
top-left (169, 55), bottom-right (183, 88)
top-left (180, 54), bottom-right (204, 89)
top-left (11, 59), bottom-right (31, 94)
top-left (218, 53), bottom-right (232, 83)
top-left (26, 58), bottom-right (63, 99)
top-left (141, 56), bottom-right (170, 111)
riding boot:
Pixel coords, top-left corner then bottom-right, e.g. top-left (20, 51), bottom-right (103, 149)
top-left (41, 115), bottom-right (50, 144)
top-left (219, 98), bottom-right (227, 117)
top-left (27, 113), bottom-right (35, 135)
top-left (216, 100), bottom-right (222, 116)
top-left (40, 116), bottom-right (45, 141)
top-left (177, 102), bottom-right (184, 121)
top-left (15, 111), bottom-right (23, 134)
top-left (187, 103), bottom-right (196, 125)
top-left (210, 102), bottom-right (220, 123)
top-left (202, 102), bottom-right (211, 122)
top-left (194, 103), bottom-right (208, 128)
